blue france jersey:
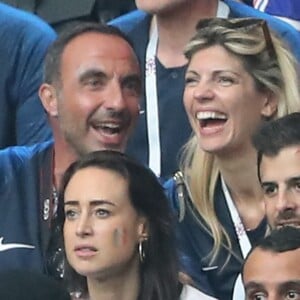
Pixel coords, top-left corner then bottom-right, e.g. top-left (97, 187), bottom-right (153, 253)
top-left (254, 0), bottom-right (300, 31)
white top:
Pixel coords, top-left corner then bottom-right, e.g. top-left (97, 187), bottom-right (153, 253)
top-left (180, 285), bottom-right (218, 300)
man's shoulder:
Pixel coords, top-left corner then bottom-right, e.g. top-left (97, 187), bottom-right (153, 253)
top-left (226, 0), bottom-right (286, 22)
top-left (110, 9), bottom-right (150, 57)
top-left (225, 0), bottom-right (300, 60)
top-left (226, 1), bottom-right (299, 31)
top-left (0, 2), bottom-right (56, 38)
top-left (109, 9), bottom-right (150, 34)
top-left (0, 141), bottom-right (53, 169)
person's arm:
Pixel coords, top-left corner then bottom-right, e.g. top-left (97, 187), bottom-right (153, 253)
top-left (15, 16), bottom-right (56, 145)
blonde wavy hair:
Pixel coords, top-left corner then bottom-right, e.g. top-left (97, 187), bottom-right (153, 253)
top-left (179, 18), bottom-right (300, 264)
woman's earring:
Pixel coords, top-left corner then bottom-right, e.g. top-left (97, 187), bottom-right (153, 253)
top-left (139, 239), bottom-right (147, 263)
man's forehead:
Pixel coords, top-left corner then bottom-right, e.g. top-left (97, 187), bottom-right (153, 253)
top-left (246, 247), bottom-right (300, 270)
top-left (60, 33), bottom-right (138, 77)
top-left (260, 146), bottom-right (300, 177)
top-left (243, 248), bottom-right (300, 291)
top-left (262, 145), bottom-right (300, 162)
top-left (62, 32), bottom-right (135, 62)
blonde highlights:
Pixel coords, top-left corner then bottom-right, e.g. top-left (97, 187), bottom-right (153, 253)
top-left (180, 18), bottom-right (300, 263)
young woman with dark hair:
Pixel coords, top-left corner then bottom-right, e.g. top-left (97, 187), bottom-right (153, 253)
top-left (58, 150), bottom-right (214, 300)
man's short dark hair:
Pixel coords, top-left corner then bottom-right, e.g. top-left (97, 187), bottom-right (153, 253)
top-left (44, 21), bottom-right (135, 85)
top-left (252, 112), bottom-right (300, 181)
top-left (242, 226), bottom-right (300, 280)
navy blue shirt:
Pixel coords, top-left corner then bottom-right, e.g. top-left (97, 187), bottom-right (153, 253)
top-left (164, 176), bottom-right (267, 300)
top-left (0, 3), bottom-right (55, 148)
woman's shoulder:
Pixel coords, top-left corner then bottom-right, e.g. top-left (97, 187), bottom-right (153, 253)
top-left (180, 285), bottom-right (218, 300)
top-left (163, 171), bottom-right (186, 217)
top-left (163, 171), bottom-right (186, 197)
top-left (163, 171), bottom-right (203, 223)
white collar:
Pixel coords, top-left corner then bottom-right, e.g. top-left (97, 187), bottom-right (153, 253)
top-left (217, 0), bottom-right (230, 18)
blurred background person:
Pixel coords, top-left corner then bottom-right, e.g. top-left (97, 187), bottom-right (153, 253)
top-left (0, 2), bottom-right (55, 148)
top-left (1, 0), bottom-right (136, 32)
top-left (254, 0), bottom-right (300, 32)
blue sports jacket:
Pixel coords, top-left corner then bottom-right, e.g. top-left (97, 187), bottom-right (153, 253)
top-left (0, 141), bottom-right (54, 272)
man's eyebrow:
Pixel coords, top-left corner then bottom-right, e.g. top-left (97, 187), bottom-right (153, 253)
top-left (261, 176), bottom-right (300, 187)
top-left (287, 176), bottom-right (300, 184)
top-left (280, 280), bottom-right (300, 287)
top-left (278, 280), bottom-right (300, 294)
top-left (78, 69), bottom-right (106, 83)
top-left (122, 73), bottom-right (141, 85)
top-left (244, 281), bottom-right (265, 292)
top-left (185, 70), bottom-right (199, 76)
top-left (261, 181), bottom-right (277, 187)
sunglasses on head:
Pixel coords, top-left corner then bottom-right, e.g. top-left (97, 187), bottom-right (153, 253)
top-left (196, 17), bottom-right (276, 60)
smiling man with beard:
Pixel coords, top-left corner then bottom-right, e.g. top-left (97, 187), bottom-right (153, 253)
top-left (0, 22), bottom-right (141, 277)
top-left (253, 112), bottom-right (300, 229)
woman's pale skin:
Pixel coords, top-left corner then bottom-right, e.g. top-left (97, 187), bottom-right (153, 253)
top-left (184, 45), bottom-right (278, 229)
top-left (64, 167), bottom-right (147, 300)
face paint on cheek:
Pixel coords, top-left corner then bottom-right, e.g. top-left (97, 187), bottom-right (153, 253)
top-left (113, 228), bottom-right (127, 247)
